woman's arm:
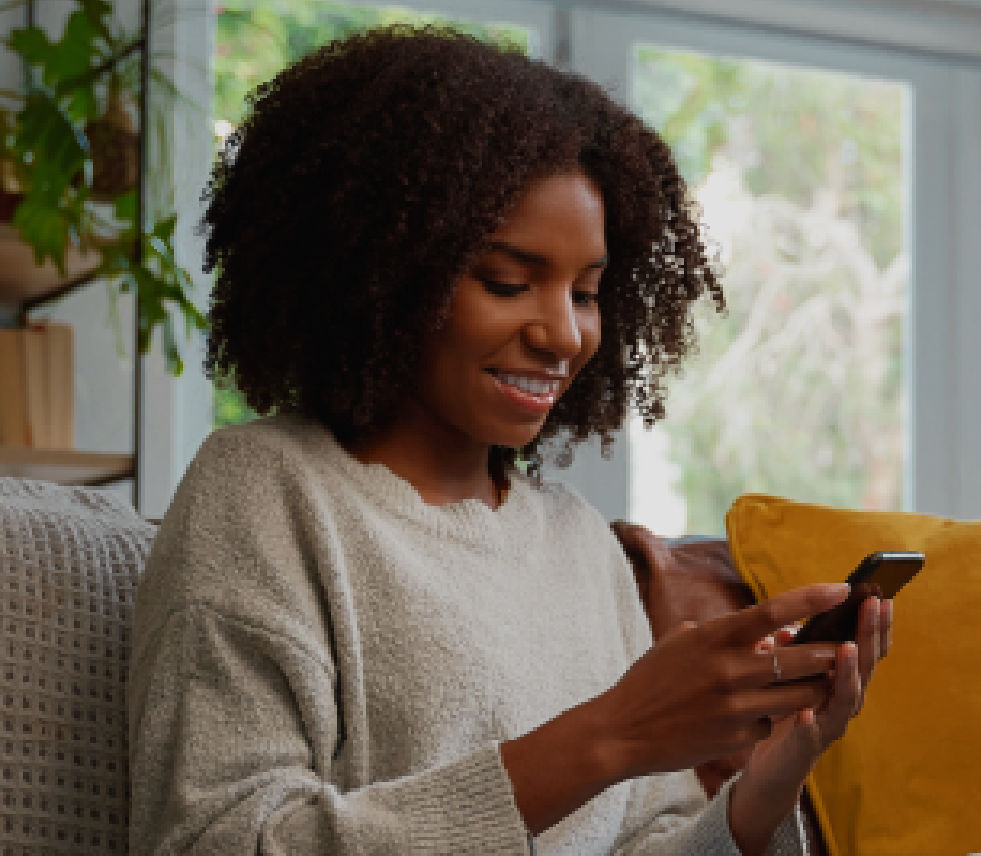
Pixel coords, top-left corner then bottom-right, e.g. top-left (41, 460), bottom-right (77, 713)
top-left (608, 521), bottom-right (891, 856)
top-left (498, 585), bottom-right (849, 839)
top-left (728, 595), bottom-right (890, 856)
top-left (500, 585), bottom-right (890, 855)
top-left (498, 698), bottom-right (621, 836)
top-left (129, 601), bottom-right (534, 855)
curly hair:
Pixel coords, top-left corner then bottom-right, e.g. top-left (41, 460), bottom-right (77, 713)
top-left (202, 25), bottom-right (722, 469)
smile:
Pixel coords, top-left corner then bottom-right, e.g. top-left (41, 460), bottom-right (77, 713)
top-left (484, 369), bottom-right (564, 417)
top-left (494, 373), bottom-right (561, 395)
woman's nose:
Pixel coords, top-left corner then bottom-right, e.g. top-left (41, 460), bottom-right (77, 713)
top-left (523, 292), bottom-right (582, 359)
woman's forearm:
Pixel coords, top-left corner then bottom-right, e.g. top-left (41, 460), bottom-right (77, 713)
top-left (498, 699), bottom-right (622, 836)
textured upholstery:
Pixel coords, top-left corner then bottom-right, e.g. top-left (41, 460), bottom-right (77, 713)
top-left (0, 479), bottom-right (156, 855)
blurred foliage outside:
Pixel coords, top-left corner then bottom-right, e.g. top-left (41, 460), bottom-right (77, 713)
top-left (630, 48), bottom-right (907, 535)
top-left (211, 1), bottom-right (530, 429)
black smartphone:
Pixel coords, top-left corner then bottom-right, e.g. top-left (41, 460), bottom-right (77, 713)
top-left (789, 550), bottom-right (925, 645)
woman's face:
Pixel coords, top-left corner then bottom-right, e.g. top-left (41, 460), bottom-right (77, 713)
top-left (414, 169), bottom-right (607, 452)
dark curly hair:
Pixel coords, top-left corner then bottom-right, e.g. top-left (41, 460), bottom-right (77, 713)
top-left (202, 25), bottom-right (722, 471)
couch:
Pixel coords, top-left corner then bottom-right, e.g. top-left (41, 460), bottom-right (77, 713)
top-left (0, 478), bottom-right (155, 853)
top-left (0, 478), bottom-right (828, 854)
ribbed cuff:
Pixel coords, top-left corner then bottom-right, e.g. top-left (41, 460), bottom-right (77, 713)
top-left (715, 777), bottom-right (806, 856)
top-left (373, 742), bottom-right (532, 855)
top-left (765, 802), bottom-right (807, 856)
top-left (686, 777), bottom-right (746, 856)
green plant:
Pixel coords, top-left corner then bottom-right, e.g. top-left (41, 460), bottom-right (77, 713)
top-left (0, 0), bottom-right (206, 374)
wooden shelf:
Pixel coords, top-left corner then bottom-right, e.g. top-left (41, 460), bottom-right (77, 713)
top-left (0, 447), bottom-right (134, 486)
top-left (0, 223), bottom-right (101, 305)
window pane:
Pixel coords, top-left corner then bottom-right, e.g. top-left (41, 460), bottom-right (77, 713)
top-left (211, 1), bottom-right (536, 429)
top-left (628, 48), bottom-right (910, 536)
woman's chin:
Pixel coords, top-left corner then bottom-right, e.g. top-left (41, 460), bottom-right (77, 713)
top-left (485, 420), bottom-right (549, 452)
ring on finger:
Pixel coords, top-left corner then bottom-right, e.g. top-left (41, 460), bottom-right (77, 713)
top-left (771, 650), bottom-right (783, 682)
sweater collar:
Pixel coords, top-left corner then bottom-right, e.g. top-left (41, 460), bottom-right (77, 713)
top-left (272, 413), bottom-right (542, 549)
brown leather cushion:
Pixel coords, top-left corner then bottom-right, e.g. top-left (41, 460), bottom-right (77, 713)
top-left (634, 535), bottom-right (755, 638)
top-left (611, 523), bottom-right (827, 856)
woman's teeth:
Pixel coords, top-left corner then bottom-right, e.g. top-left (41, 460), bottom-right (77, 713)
top-left (496, 373), bottom-right (559, 395)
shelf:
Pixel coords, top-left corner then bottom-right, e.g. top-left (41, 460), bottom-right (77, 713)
top-left (0, 447), bottom-right (134, 486)
top-left (0, 223), bottom-right (102, 306)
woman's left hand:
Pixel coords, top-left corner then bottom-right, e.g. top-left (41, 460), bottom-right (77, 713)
top-left (728, 595), bottom-right (893, 855)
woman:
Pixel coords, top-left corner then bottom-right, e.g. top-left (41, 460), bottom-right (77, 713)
top-left (128, 27), bottom-right (889, 855)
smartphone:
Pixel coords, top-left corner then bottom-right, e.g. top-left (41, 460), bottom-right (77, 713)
top-left (789, 550), bottom-right (925, 645)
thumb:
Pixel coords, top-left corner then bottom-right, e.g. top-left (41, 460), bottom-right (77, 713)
top-left (791, 707), bottom-right (823, 760)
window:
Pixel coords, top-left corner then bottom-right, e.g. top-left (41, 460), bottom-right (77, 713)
top-left (627, 49), bottom-right (908, 535)
top-left (572, 6), bottom-right (981, 524)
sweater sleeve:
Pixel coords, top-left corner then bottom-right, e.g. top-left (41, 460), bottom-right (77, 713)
top-left (608, 773), bottom-right (806, 856)
top-left (129, 600), bottom-right (533, 855)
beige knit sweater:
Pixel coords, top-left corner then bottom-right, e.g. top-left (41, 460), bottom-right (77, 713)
top-left (128, 413), bottom-right (805, 855)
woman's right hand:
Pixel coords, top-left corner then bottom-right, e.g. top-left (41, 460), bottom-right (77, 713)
top-left (589, 583), bottom-right (849, 782)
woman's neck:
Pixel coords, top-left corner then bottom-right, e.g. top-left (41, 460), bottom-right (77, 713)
top-left (343, 425), bottom-right (503, 509)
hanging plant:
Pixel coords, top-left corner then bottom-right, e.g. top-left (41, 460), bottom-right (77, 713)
top-left (0, 0), bottom-right (207, 375)
top-left (85, 74), bottom-right (139, 200)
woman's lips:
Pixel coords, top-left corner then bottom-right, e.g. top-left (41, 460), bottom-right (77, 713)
top-left (485, 369), bottom-right (562, 415)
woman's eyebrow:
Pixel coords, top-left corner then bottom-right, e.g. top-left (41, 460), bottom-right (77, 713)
top-left (486, 240), bottom-right (608, 270)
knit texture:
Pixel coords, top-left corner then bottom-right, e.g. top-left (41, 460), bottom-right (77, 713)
top-left (128, 414), bottom-right (806, 855)
top-left (0, 477), bottom-right (156, 854)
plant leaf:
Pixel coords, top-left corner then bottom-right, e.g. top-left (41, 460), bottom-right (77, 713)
top-left (112, 189), bottom-right (139, 245)
top-left (78, 0), bottom-right (113, 43)
top-left (16, 93), bottom-right (88, 182)
top-left (7, 26), bottom-right (53, 68)
top-left (45, 11), bottom-right (100, 88)
top-left (66, 83), bottom-right (97, 122)
top-left (12, 196), bottom-right (72, 270)
top-left (152, 214), bottom-right (177, 242)
top-left (161, 314), bottom-right (183, 375)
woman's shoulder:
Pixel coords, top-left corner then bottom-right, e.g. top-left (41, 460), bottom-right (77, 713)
top-left (157, 414), bottom-right (341, 564)
top-left (176, 413), bottom-right (345, 499)
top-left (513, 472), bottom-right (618, 556)
top-left (193, 412), bottom-right (329, 466)
top-left (138, 415), bottom-right (344, 638)
top-left (523, 472), bottom-right (608, 526)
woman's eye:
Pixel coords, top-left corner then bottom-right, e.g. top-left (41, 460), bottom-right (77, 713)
top-left (479, 278), bottom-right (528, 297)
top-left (573, 290), bottom-right (600, 306)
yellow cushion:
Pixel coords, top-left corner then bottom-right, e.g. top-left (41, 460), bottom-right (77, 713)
top-left (725, 493), bottom-right (980, 856)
